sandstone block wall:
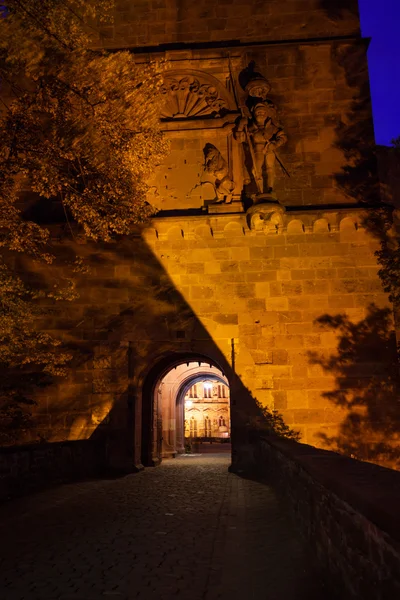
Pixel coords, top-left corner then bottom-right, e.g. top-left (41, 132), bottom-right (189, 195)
top-left (96, 0), bottom-right (360, 49)
top-left (143, 211), bottom-right (394, 462)
top-left (22, 206), bottom-right (397, 470)
top-left (6, 0), bottom-right (392, 473)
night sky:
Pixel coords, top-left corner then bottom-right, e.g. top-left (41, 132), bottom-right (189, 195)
top-left (359, 0), bottom-right (400, 146)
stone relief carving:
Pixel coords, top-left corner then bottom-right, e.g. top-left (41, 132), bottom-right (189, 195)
top-left (233, 72), bottom-right (288, 200)
top-left (246, 202), bottom-right (286, 232)
top-left (160, 75), bottom-right (229, 120)
top-left (203, 143), bottom-right (235, 203)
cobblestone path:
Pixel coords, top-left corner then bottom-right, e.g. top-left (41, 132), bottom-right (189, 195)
top-left (0, 454), bottom-right (331, 600)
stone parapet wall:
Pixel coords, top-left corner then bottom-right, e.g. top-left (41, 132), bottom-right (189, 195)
top-left (0, 440), bottom-right (106, 502)
top-left (254, 436), bottom-right (400, 599)
top-left (96, 0), bottom-right (360, 49)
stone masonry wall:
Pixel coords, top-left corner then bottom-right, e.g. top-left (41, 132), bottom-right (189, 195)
top-left (5, 1), bottom-right (389, 472)
top-left (143, 210), bottom-right (395, 465)
top-left (96, 0), bottom-right (360, 49)
top-left (254, 436), bottom-right (400, 599)
top-left (20, 207), bottom-right (397, 470)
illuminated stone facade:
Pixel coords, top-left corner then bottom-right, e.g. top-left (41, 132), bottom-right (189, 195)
top-left (184, 381), bottom-right (230, 440)
top-left (17, 1), bottom-right (399, 472)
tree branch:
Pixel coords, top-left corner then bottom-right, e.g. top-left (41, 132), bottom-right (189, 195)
top-left (11, 0), bottom-right (72, 50)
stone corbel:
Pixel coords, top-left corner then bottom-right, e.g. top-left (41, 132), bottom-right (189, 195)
top-left (246, 203), bottom-right (286, 232)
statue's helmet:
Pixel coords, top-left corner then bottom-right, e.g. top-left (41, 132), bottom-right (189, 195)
top-left (245, 76), bottom-right (271, 100)
top-left (253, 100), bottom-right (276, 120)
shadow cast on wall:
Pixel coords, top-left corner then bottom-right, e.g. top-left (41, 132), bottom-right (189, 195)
top-left (309, 304), bottom-right (400, 470)
top-left (328, 40), bottom-right (380, 206)
top-left (0, 223), bottom-right (298, 471)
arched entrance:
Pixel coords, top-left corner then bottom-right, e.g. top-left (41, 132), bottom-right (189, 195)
top-left (163, 365), bottom-right (230, 457)
top-left (141, 354), bottom-right (231, 466)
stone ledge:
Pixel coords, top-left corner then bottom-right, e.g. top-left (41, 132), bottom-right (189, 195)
top-left (148, 204), bottom-right (376, 239)
top-left (105, 35), bottom-right (363, 57)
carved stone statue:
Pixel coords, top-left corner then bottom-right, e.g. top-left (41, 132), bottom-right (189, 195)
top-left (203, 144), bottom-right (235, 203)
top-left (234, 100), bottom-right (287, 195)
top-left (233, 70), bottom-right (287, 198)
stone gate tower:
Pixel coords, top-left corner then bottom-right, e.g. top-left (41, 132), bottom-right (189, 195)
top-left (33, 1), bottom-right (397, 472)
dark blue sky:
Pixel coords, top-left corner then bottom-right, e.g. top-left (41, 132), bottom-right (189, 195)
top-left (359, 0), bottom-right (400, 146)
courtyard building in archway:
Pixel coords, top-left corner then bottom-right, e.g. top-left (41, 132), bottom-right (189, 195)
top-left (184, 380), bottom-right (230, 440)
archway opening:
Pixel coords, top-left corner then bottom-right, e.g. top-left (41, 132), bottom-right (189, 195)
top-left (141, 356), bottom-right (231, 466)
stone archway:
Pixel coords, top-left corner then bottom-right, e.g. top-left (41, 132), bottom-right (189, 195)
top-left (160, 363), bottom-right (230, 458)
top-left (140, 354), bottom-right (230, 466)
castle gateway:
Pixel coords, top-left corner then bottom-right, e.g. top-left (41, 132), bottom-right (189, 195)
top-left (31, 1), bottom-right (398, 472)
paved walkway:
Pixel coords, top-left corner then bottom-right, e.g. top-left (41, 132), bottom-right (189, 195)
top-left (0, 455), bottom-right (331, 600)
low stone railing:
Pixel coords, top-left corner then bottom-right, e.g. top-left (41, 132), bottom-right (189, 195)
top-left (0, 439), bottom-right (106, 502)
top-left (254, 435), bottom-right (400, 599)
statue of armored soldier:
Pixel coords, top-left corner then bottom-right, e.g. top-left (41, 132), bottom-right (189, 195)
top-left (234, 73), bottom-right (287, 201)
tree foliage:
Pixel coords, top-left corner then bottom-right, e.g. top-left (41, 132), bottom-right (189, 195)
top-left (245, 398), bottom-right (300, 441)
top-left (0, 263), bottom-right (71, 374)
top-left (360, 136), bottom-right (400, 305)
top-left (0, 0), bottom-right (168, 439)
top-left (363, 134), bottom-right (400, 305)
top-left (362, 206), bottom-right (400, 305)
top-left (0, 262), bottom-right (74, 443)
top-left (254, 401), bottom-right (301, 441)
top-left (0, 0), bottom-right (168, 245)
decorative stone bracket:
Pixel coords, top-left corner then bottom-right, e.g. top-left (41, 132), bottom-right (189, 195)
top-left (145, 208), bottom-right (366, 242)
top-left (246, 203), bottom-right (286, 232)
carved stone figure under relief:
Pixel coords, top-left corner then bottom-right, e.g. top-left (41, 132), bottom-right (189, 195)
top-left (203, 144), bottom-right (235, 203)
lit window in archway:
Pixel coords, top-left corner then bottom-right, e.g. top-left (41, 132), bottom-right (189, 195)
top-left (203, 382), bottom-right (212, 398)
